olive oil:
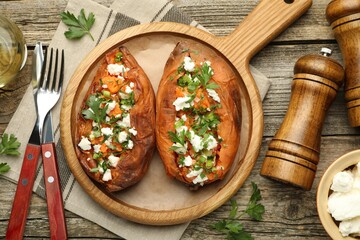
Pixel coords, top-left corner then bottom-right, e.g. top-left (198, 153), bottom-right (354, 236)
top-left (0, 16), bottom-right (26, 88)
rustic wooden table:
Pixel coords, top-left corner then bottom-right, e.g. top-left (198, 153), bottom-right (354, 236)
top-left (0, 0), bottom-right (353, 239)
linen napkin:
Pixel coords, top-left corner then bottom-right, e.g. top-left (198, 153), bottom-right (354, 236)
top-left (1, 0), bottom-right (271, 239)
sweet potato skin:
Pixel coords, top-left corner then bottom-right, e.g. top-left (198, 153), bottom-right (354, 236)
top-left (156, 41), bottom-right (241, 187)
top-left (75, 46), bottom-right (156, 192)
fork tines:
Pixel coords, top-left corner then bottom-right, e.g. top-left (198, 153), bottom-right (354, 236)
top-left (39, 47), bottom-right (65, 93)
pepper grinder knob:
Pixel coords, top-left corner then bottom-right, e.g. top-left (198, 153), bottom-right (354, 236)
top-left (260, 49), bottom-right (344, 190)
top-left (326, 0), bottom-right (360, 126)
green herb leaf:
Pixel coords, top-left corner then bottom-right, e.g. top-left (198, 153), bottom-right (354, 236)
top-left (82, 95), bottom-right (108, 124)
top-left (168, 131), bottom-right (185, 145)
top-left (0, 163), bottom-right (10, 174)
top-left (206, 82), bottom-right (219, 90)
top-left (245, 182), bottom-right (265, 221)
top-left (198, 62), bottom-right (213, 87)
top-left (210, 182), bottom-right (264, 239)
top-left (120, 92), bottom-right (135, 107)
top-left (0, 133), bottom-right (21, 156)
top-left (60, 8), bottom-right (95, 41)
top-left (228, 231), bottom-right (253, 240)
top-left (229, 199), bottom-right (238, 219)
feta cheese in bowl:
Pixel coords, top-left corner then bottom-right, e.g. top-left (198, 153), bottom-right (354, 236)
top-left (317, 150), bottom-right (360, 239)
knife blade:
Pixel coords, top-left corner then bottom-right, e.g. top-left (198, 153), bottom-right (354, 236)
top-left (6, 42), bottom-right (44, 240)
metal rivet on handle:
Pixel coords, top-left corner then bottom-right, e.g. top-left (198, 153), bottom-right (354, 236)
top-left (47, 176), bottom-right (54, 183)
top-left (22, 178), bottom-right (28, 186)
top-left (44, 151), bottom-right (51, 158)
top-left (27, 154), bottom-right (33, 160)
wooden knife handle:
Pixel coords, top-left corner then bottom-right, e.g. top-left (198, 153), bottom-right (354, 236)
top-left (41, 142), bottom-right (67, 240)
top-left (6, 144), bottom-right (41, 240)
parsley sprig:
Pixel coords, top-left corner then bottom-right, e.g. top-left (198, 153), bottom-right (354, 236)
top-left (60, 8), bottom-right (95, 41)
top-left (210, 182), bottom-right (265, 240)
top-left (0, 133), bottom-right (21, 156)
top-left (0, 133), bottom-right (21, 174)
top-left (82, 95), bottom-right (108, 124)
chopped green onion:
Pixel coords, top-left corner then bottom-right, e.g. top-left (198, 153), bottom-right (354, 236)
top-left (115, 52), bottom-right (123, 62)
top-left (102, 90), bottom-right (111, 98)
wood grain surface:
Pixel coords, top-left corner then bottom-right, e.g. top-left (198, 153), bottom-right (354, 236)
top-left (0, 0), bottom-right (356, 239)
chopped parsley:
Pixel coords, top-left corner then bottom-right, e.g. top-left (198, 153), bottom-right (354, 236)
top-left (82, 95), bottom-right (108, 124)
top-left (169, 53), bottom-right (224, 185)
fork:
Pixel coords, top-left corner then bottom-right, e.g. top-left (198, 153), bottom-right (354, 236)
top-left (37, 48), bottom-right (67, 239)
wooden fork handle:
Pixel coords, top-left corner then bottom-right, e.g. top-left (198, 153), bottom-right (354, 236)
top-left (41, 142), bottom-right (67, 239)
top-left (6, 144), bottom-right (41, 240)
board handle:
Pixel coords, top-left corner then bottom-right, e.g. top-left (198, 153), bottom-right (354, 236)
top-left (221, 0), bottom-right (312, 64)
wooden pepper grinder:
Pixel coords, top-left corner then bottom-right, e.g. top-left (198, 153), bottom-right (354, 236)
top-left (326, 0), bottom-right (360, 127)
top-left (260, 48), bottom-right (344, 190)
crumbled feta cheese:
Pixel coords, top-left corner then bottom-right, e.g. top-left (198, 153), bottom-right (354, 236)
top-left (127, 140), bottom-right (134, 149)
top-left (176, 125), bottom-right (188, 134)
top-left (186, 168), bottom-right (203, 178)
top-left (130, 82), bottom-right (135, 88)
top-left (78, 136), bottom-right (92, 151)
top-left (171, 142), bottom-right (188, 154)
top-left (106, 101), bottom-right (116, 114)
top-left (181, 114), bottom-right (187, 121)
top-left (125, 85), bottom-right (133, 94)
top-left (184, 156), bottom-right (193, 167)
top-left (173, 96), bottom-right (193, 111)
top-left (193, 77), bottom-right (200, 83)
top-left (121, 105), bottom-right (132, 111)
top-left (339, 216), bottom-right (360, 237)
top-left (102, 169), bottom-right (112, 181)
top-left (86, 158), bottom-right (90, 161)
top-left (108, 154), bottom-right (120, 167)
top-left (206, 135), bottom-right (218, 151)
top-left (189, 130), bottom-right (203, 152)
top-left (98, 161), bottom-right (104, 174)
top-left (328, 189), bottom-right (360, 221)
top-left (207, 89), bottom-right (221, 103)
top-left (186, 168), bottom-right (208, 185)
top-left (93, 144), bottom-right (101, 153)
top-left (118, 131), bottom-right (128, 143)
top-left (129, 128), bottom-right (137, 136)
top-left (117, 114), bottom-right (131, 128)
top-left (102, 84), bottom-right (108, 89)
top-left (104, 138), bottom-right (112, 147)
top-left (105, 116), bottom-right (110, 122)
top-left (92, 121), bottom-right (98, 127)
top-left (119, 92), bottom-right (129, 99)
top-left (331, 171), bottom-right (354, 192)
top-left (183, 56), bottom-right (195, 72)
top-left (193, 174), bottom-right (208, 185)
top-left (101, 127), bottom-right (113, 136)
top-left (107, 64), bottom-right (128, 75)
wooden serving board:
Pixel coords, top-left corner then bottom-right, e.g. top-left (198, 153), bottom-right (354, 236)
top-left (60, 0), bottom-right (312, 225)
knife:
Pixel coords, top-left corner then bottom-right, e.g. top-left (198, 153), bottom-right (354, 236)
top-left (6, 42), bottom-right (44, 240)
top-left (41, 110), bottom-right (67, 238)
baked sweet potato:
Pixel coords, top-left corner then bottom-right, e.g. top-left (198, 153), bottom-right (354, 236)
top-left (156, 41), bottom-right (241, 188)
top-left (75, 46), bottom-right (156, 192)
